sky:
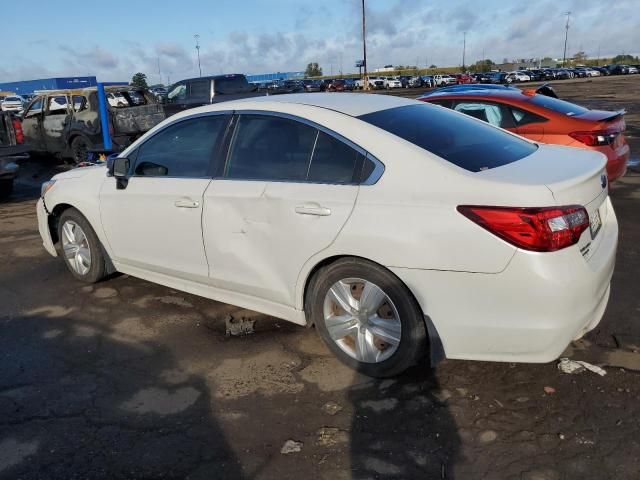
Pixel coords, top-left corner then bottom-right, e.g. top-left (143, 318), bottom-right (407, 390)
top-left (0, 0), bottom-right (638, 85)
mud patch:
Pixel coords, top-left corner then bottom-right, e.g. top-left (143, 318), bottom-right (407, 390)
top-left (121, 386), bottom-right (201, 415)
top-left (209, 349), bottom-right (303, 399)
top-left (298, 357), bottom-right (370, 392)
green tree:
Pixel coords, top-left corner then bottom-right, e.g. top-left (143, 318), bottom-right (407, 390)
top-left (131, 72), bottom-right (149, 89)
top-left (305, 63), bottom-right (323, 77)
top-left (612, 54), bottom-right (637, 64)
top-left (429, 64), bottom-right (437, 69)
top-left (471, 59), bottom-right (495, 72)
top-left (572, 51), bottom-right (588, 64)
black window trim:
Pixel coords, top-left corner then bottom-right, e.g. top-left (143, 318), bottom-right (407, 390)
top-left (220, 109), bottom-right (384, 186)
top-left (128, 110), bottom-right (234, 179)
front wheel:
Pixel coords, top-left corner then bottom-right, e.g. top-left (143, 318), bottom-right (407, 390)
top-left (306, 258), bottom-right (427, 378)
top-left (58, 208), bottom-right (108, 283)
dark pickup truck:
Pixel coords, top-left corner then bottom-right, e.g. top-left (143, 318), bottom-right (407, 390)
top-left (0, 112), bottom-right (28, 198)
top-left (163, 74), bottom-right (265, 116)
top-left (21, 86), bottom-right (165, 164)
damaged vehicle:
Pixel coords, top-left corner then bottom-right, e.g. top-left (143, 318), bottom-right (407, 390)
top-left (0, 112), bottom-right (27, 198)
top-left (21, 86), bottom-right (165, 164)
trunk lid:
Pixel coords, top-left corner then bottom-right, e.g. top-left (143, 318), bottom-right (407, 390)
top-left (477, 144), bottom-right (608, 260)
top-left (110, 104), bottom-right (165, 135)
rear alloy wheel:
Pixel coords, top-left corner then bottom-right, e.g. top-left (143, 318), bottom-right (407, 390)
top-left (307, 258), bottom-right (427, 377)
top-left (58, 208), bottom-right (107, 283)
top-left (70, 136), bottom-right (91, 164)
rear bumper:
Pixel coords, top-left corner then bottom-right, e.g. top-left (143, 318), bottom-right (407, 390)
top-left (36, 198), bottom-right (58, 257)
top-left (391, 198), bottom-right (618, 363)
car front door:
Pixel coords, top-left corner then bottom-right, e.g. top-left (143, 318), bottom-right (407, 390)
top-left (43, 95), bottom-right (71, 154)
top-left (510, 106), bottom-right (548, 142)
top-left (21, 96), bottom-right (46, 151)
top-left (202, 113), bottom-right (362, 307)
top-left (99, 113), bottom-right (231, 281)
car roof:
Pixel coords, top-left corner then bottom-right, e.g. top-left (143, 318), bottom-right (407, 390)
top-left (218, 92), bottom-right (419, 117)
top-left (423, 88), bottom-right (534, 102)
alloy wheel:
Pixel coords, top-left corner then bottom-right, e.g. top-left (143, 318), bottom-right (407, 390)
top-left (61, 220), bottom-right (92, 275)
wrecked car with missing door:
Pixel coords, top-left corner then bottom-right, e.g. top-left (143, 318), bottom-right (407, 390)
top-left (21, 86), bottom-right (165, 164)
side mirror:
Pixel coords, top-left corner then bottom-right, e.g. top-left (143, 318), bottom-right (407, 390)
top-left (113, 157), bottom-right (130, 178)
top-left (109, 157), bottom-right (130, 190)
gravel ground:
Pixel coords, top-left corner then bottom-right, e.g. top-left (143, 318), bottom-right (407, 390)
top-left (1, 75), bottom-right (639, 479)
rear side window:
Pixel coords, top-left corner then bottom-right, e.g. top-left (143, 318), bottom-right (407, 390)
top-left (134, 115), bottom-right (229, 178)
top-left (510, 107), bottom-right (548, 126)
top-left (452, 101), bottom-right (515, 129)
top-left (358, 104), bottom-right (537, 172)
top-left (214, 76), bottom-right (251, 94)
top-left (226, 115), bottom-right (316, 181)
top-left (189, 80), bottom-right (210, 101)
top-left (526, 95), bottom-right (588, 116)
top-left (225, 115), bottom-right (363, 184)
top-left (307, 131), bottom-right (360, 183)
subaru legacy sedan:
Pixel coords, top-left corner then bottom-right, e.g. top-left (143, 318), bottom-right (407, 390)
top-left (36, 93), bottom-right (617, 377)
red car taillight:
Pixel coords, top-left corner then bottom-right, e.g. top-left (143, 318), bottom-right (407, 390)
top-left (569, 129), bottom-right (619, 147)
top-left (12, 118), bottom-right (24, 144)
top-left (457, 205), bottom-right (590, 252)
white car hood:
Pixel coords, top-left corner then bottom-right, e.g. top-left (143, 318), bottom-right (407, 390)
top-left (53, 165), bottom-right (107, 181)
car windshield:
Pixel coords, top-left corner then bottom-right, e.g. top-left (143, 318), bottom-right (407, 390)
top-left (358, 104), bottom-right (537, 172)
top-left (526, 95), bottom-right (589, 116)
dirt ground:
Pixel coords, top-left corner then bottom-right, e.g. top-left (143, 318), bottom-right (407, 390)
top-left (1, 75), bottom-right (639, 479)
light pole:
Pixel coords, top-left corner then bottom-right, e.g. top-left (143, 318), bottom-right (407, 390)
top-left (562, 12), bottom-right (571, 67)
top-left (462, 31), bottom-right (467, 71)
top-left (362, 0), bottom-right (369, 91)
top-left (194, 34), bottom-right (202, 77)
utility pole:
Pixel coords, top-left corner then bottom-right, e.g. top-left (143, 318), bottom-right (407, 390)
top-left (597, 44), bottom-right (601, 66)
top-left (482, 47), bottom-right (485, 72)
top-left (157, 57), bottom-right (162, 85)
top-left (194, 34), bottom-right (202, 77)
top-left (361, 0), bottom-right (369, 91)
top-left (462, 31), bottom-right (467, 71)
top-left (562, 12), bottom-right (571, 67)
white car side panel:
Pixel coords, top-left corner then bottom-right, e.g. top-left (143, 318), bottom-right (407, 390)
top-left (99, 176), bottom-right (212, 282)
top-left (203, 179), bottom-right (358, 307)
top-left (390, 197), bottom-right (617, 361)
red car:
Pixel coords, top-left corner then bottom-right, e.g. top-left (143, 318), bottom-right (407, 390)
top-left (454, 73), bottom-right (475, 84)
top-left (419, 88), bottom-right (629, 181)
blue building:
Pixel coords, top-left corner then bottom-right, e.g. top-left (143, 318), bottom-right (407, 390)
top-left (0, 76), bottom-right (99, 95)
top-left (246, 71), bottom-right (304, 83)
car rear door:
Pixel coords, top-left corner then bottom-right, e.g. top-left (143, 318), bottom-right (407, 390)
top-left (99, 113), bottom-right (231, 281)
top-left (202, 113), bottom-right (362, 307)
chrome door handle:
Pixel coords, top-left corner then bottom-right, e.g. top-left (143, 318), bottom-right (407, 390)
top-left (295, 205), bottom-right (331, 216)
top-left (174, 198), bottom-right (200, 208)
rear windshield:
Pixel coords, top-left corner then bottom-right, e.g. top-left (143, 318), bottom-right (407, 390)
top-left (527, 95), bottom-right (588, 116)
top-left (358, 104), bottom-right (537, 172)
top-left (214, 76), bottom-right (251, 94)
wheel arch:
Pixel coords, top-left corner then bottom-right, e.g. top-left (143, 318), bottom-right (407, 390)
top-left (299, 254), bottom-right (446, 365)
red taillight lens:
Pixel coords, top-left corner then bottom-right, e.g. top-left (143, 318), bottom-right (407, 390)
top-left (457, 205), bottom-right (590, 252)
top-left (569, 129), bottom-right (619, 147)
top-left (12, 118), bottom-right (24, 144)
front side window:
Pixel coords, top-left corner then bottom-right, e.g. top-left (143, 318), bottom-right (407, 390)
top-left (358, 104), bottom-right (537, 172)
top-left (225, 115), bottom-right (316, 181)
top-left (134, 115), bottom-right (229, 178)
top-left (25, 97), bottom-right (44, 117)
top-left (72, 95), bottom-right (88, 112)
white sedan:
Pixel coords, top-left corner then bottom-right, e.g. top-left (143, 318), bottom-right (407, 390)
top-left (384, 77), bottom-right (402, 89)
top-left (36, 93), bottom-right (617, 377)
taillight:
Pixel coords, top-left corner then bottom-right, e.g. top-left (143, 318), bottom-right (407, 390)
top-left (569, 129), bottom-right (619, 147)
top-left (12, 118), bottom-right (24, 144)
top-left (457, 205), bottom-right (589, 252)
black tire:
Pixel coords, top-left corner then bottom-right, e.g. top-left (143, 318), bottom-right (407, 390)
top-left (57, 208), bottom-right (108, 283)
top-left (0, 179), bottom-right (13, 199)
top-left (306, 257), bottom-right (427, 378)
top-left (70, 135), bottom-right (91, 165)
